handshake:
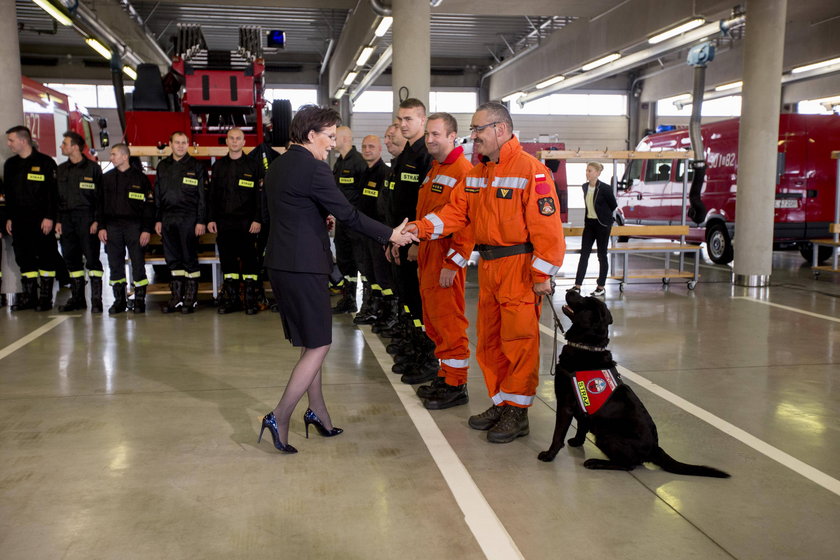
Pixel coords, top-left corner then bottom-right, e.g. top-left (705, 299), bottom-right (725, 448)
top-left (389, 218), bottom-right (420, 247)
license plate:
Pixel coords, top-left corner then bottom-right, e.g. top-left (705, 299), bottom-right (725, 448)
top-left (774, 199), bottom-right (798, 209)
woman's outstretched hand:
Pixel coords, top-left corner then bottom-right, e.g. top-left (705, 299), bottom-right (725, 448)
top-left (390, 218), bottom-right (419, 246)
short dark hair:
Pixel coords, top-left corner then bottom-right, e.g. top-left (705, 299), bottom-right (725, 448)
top-left (427, 112), bottom-right (458, 135)
top-left (170, 131), bottom-right (188, 142)
top-left (477, 101), bottom-right (514, 131)
top-left (111, 143), bottom-right (130, 156)
top-left (63, 130), bottom-right (85, 150)
top-left (6, 125), bottom-right (33, 145)
top-left (289, 105), bottom-right (341, 144)
top-left (399, 98), bottom-right (427, 115)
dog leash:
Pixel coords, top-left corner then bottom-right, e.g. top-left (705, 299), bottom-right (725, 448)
top-left (545, 284), bottom-right (566, 377)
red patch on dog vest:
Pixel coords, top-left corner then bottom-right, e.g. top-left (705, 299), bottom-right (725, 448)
top-left (572, 368), bottom-right (622, 415)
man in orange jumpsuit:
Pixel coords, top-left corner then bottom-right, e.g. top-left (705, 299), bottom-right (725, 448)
top-left (406, 113), bottom-right (474, 409)
top-left (406, 102), bottom-right (565, 443)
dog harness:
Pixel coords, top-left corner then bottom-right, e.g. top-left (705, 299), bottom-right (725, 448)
top-left (572, 367), bottom-right (623, 415)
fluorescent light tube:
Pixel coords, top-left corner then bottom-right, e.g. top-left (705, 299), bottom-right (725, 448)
top-left (502, 92), bottom-right (523, 103)
top-left (714, 81), bottom-right (742, 91)
top-left (343, 72), bottom-right (358, 86)
top-left (33, 0), bottom-right (72, 26)
top-left (85, 38), bottom-right (112, 60)
top-left (374, 17), bottom-right (393, 37)
top-left (791, 57), bottom-right (840, 74)
top-left (122, 66), bottom-right (137, 80)
top-left (356, 47), bottom-right (374, 67)
top-left (581, 53), bottom-right (621, 72)
top-left (536, 75), bottom-right (565, 89)
top-left (648, 18), bottom-right (706, 44)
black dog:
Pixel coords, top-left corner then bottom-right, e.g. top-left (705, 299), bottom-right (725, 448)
top-left (538, 290), bottom-right (730, 478)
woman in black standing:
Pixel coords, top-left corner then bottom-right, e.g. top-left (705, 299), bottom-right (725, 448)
top-left (571, 162), bottom-right (618, 297)
top-left (258, 105), bottom-right (416, 453)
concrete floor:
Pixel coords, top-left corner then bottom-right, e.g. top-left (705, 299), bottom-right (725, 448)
top-left (1, 248), bottom-right (838, 559)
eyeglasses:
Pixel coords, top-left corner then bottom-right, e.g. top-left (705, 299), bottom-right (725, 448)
top-left (469, 121), bottom-right (500, 134)
top-left (316, 131), bottom-right (337, 141)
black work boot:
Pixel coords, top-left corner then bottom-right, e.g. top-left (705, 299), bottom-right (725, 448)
top-left (218, 279), bottom-right (242, 314)
top-left (132, 285), bottom-right (147, 314)
top-left (468, 405), bottom-right (505, 431)
top-left (423, 383), bottom-right (469, 410)
top-left (89, 277), bottom-right (103, 313)
top-left (109, 283), bottom-right (127, 315)
top-left (181, 278), bottom-right (199, 314)
top-left (0, 293), bottom-right (6, 308)
top-left (400, 358), bottom-right (439, 385)
top-left (353, 283), bottom-right (377, 324)
top-left (59, 277), bottom-right (87, 312)
top-left (487, 406), bottom-right (529, 443)
top-left (372, 297), bottom-right (399, 333)
top-left (416, 376), bottom-right (447, 399)
top-left (244, 279), bottom-right (259, 315)
top-left (331, 280), bottom-right (356, 314)
top-left (11, 278), bottom-right (38, 311)
top-left (162, 278), bottom-right (184, 314)
top-left (35, 277), bottom-right (55, 311)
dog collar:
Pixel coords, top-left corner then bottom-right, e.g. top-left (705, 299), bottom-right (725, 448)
top-left (564, 341), bottom-right (607, 352)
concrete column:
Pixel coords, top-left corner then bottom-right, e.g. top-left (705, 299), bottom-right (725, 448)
top-left (391, 0), bottom-right (430, 113)
top-left (1, 0), bottom-right (24, 295)
top-left (733, 0), bottom-right (787, 287)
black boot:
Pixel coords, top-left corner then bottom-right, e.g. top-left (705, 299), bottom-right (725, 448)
top-left (59, 277), bottom-right (87, 312)
top-left (0, 293), bottom-right (6, 308)
top-left (181, 278), bottom-right (199, 314)
top-left (416, 376), bottom-right (447, 399)
top-left (487, 406), bottom-right (529, 443)
top-left (218, 279), bottom-right (242, 314)
top-left (244, 279), bottom-right (259, 315)
top-left (400, 358), bottom-right (439, 385)
top-left (372, 297), bottom-right (399, 333)
top-left (162, 278), bottom-right (184, 314)
top-left (109, 283), bottom-right (127, 315)
top-left (11, 278), bottom-right (38, 311)
top-left (35, 277), bottom-right (55, 311)
top-left (423, 383), bottom-right (469, 410)
top-left (353, 283), bottom-right (377, 324)
top-left (90, 276), bottom-right (103, 313)
top-left (331, 280), bottom-right (357, 314)
top-left (132, 285), bottom-right (147, 314)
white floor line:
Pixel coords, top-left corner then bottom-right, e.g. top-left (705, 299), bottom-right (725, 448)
top-left (733, 296), bottom-right (840, 323)
top-left (537, 322), bottom-right (840, 497)
top-left (0, 315), bottom-right (71, 361)
top-left (360, 328), bottom-right (524, 560)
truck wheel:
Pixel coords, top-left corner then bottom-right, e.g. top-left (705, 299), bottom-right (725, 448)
top-left (271, 99), bottom-right (292, 147)
top-left (797, 242), bottom-right (833, 264)
top-left (706, 222), bottom-right (733, 265)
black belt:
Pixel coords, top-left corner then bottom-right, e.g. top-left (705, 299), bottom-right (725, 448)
top-left (476, 242), bottom-right (533, 261)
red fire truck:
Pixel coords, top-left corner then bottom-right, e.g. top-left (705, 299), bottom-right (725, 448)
top-left (21, 76), bottom-right (98, 160)
top-left (616, 114), bottom-right (840, 264)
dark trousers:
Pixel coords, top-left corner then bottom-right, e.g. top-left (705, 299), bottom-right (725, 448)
top-left (334, 222), bottom-right (359, 281)
top-left (397, 247), bottom-right (422, 321)
top-left (161, 218), bottom-right (199, 273)
top-left (216, 221), bottom-right (259, 277)
top-left (105, 219), bottom-right (146, 284)
top-left (60, 211), bottom-right (102, 274)
top-left (11, 217), bottom-right (60, 275)
top-left (366, 238), bottom-right (392, 291)
top-left (575, 218), bottom-right (611, 286)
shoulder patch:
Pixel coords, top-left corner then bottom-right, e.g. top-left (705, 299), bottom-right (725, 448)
top-left (537, 197), bottom-right (556, 216)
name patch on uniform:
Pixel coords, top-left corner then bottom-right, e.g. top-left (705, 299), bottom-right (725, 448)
top-left (538, 197), bottom-right (556, 216)
top-left (465, 187), bottom-right (481, 194)
top-left (31, 166), bottom-right (41, 172)
top-left (27, 173), bottom-right (45, 182)
top-left (238, 179), bottom-right (254, 188)
top-left (389, 181), bottom-right (395, 190)
top-left (79, 182), bottom-right (96, 190)
top-left (367, 181), bottom-right (377, 187)
top-left (339, 177), bottom-right (354, 184)
top-left (496, 188), bottom-right (513, 199)
top-left (183, 177), bottom-right (198, 186)
top-left (128, 192), bottom-right (146, 201)
top-left (431, 184), bottom-right (444, 194)
top-left (363, 188), bottom-right (379, 197)
top-left (401, 172), bottom-right (419, 182)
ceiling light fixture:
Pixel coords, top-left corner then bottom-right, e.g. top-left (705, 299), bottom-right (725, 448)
top-left (536, 75), bottom-right (565, 89)
top-left (343, 72), bottom-right (358, 86)
top-left (580, 53), bottom-right (621, 72)
top-left (85, 37), bottom-right (112, 60)
top-left (356, 46), bottom-right (375, 67)
top-left (122, 66), bottom-right (137, 80)
top-left (791, 56), bottom-right (840, 74)
top-left (335, 88), bottom-right (347, 99)
top-left (32, 0), bottom-right (73, 26)
top-left (501, 91), bottom-right (524, 103)
top-left (661, 93), bottom-right (692, 104)
top-left (714, 81), bottom-right (742, 92)
top-left (374, 16), bottom-right (393, 38)
top-left (648, 18), bottom-right (706, 44)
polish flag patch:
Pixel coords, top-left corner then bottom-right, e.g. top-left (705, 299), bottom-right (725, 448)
top-left (535, 173), bottom-right (547, 182)
top-left (535, 173), bottom-right (550, 194)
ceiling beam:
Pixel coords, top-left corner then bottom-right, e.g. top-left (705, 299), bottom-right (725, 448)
top-left (77, 0), bottom-right (170, 68)
top-left (327, 1), bottom-right (381, 96)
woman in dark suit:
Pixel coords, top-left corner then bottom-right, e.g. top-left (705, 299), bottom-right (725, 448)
top-left (571, 162), bottom-right (618, 297)
top-left (258, 105), bottom-right (416, 453)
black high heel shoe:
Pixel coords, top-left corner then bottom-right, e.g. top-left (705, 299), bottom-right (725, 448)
top-left (303, 408), bottom-right (344, 439)
top-left (258, 412), bottom-right (298, 453)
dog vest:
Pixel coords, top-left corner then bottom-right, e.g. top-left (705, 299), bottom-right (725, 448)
top-left (572, 367), bottom-right (622, 415)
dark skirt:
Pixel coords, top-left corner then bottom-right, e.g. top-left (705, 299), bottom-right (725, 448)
top-left (267, 268), bottom-right (332, 348)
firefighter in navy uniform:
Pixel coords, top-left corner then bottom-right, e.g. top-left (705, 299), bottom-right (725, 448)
top-left (98, 144), bottom-right (155, 314)
top-left (386, 99), bottom-right (436, 382)
top-left (331, 126), bottom-right (368, 314)
top-left (55, 131), bottom-right (104, 313)
top-left (353, 134), bottom-right (397, 326)
top-left (248, 139), bottom-right (280, 310)
top-left (154, 131), bottom-right (207, 314)
top-left (4, 125), bottom-right (60, 311)
top-left (207, 128), bottom-right (264, 315)
top-left (0, 177), bottom-right (6, 308)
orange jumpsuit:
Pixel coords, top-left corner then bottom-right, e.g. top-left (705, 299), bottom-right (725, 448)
top-left (416, 146), bottom-right (474, 386)
top-left (413, 136), bottom-right (565, 407)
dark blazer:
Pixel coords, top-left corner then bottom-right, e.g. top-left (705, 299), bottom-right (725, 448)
top-left (263, 145), bottom-right (393, 274)
top-left (582, 179), bottom-right (618, 227)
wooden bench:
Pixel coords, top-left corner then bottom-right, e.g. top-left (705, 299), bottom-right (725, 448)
top-left (811, 223), bottom-right (840, 278)
top-left (127, 232), bottom-right (221, 298)
top-left (562, 225), bottom-right (701, 290)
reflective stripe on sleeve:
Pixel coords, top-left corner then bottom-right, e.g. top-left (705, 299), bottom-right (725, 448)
top-left (446, 248), bottom-right (468, 268)
top-left (441, 358), bottom-right (469, 369)
top-left (426, 213), bottom-right (444, 240)
top-left (465, 177), bottom-right (486, 188)
top-left (492, 176), bottom-right (528, 190)
top-left (532, 256), bottom-right (560, 276)
top-left (433, 174), bottom-right (458, 187)
top-left (491, 392), bottom-right (534, 406)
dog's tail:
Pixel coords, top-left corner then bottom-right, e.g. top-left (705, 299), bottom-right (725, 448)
top-left (651, 447), bottom-right (731, 478)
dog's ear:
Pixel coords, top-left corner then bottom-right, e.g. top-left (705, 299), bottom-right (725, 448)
top-left (603, 305), bottom-right (613, 326)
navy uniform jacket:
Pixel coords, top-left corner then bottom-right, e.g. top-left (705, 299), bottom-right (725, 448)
top-left (582, 179), bottom-right (618, 226)
top-left (57, 156), bottom-right (102, 222)
top-left (3, 148), bottom-right (58, 221)
top-left (387, 137), bottom-right (432, 226)
top-left (358, 158), bottom-right (391, 220)
top-left (154, 153), bottom-right (207, 223)
top-left (332, 146), bottom-right (367, 208)
top-left (98, 166), bottom-right (156, 233)
top-left (208, 154), bottom-right (264, 226)
top-left (263, 145), bottom-right (392, 275)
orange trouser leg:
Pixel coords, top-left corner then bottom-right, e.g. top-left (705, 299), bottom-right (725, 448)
top-left (419, 243), bottom-right (470, 385)
top-left (476, 254), bottom-right (541, 408)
